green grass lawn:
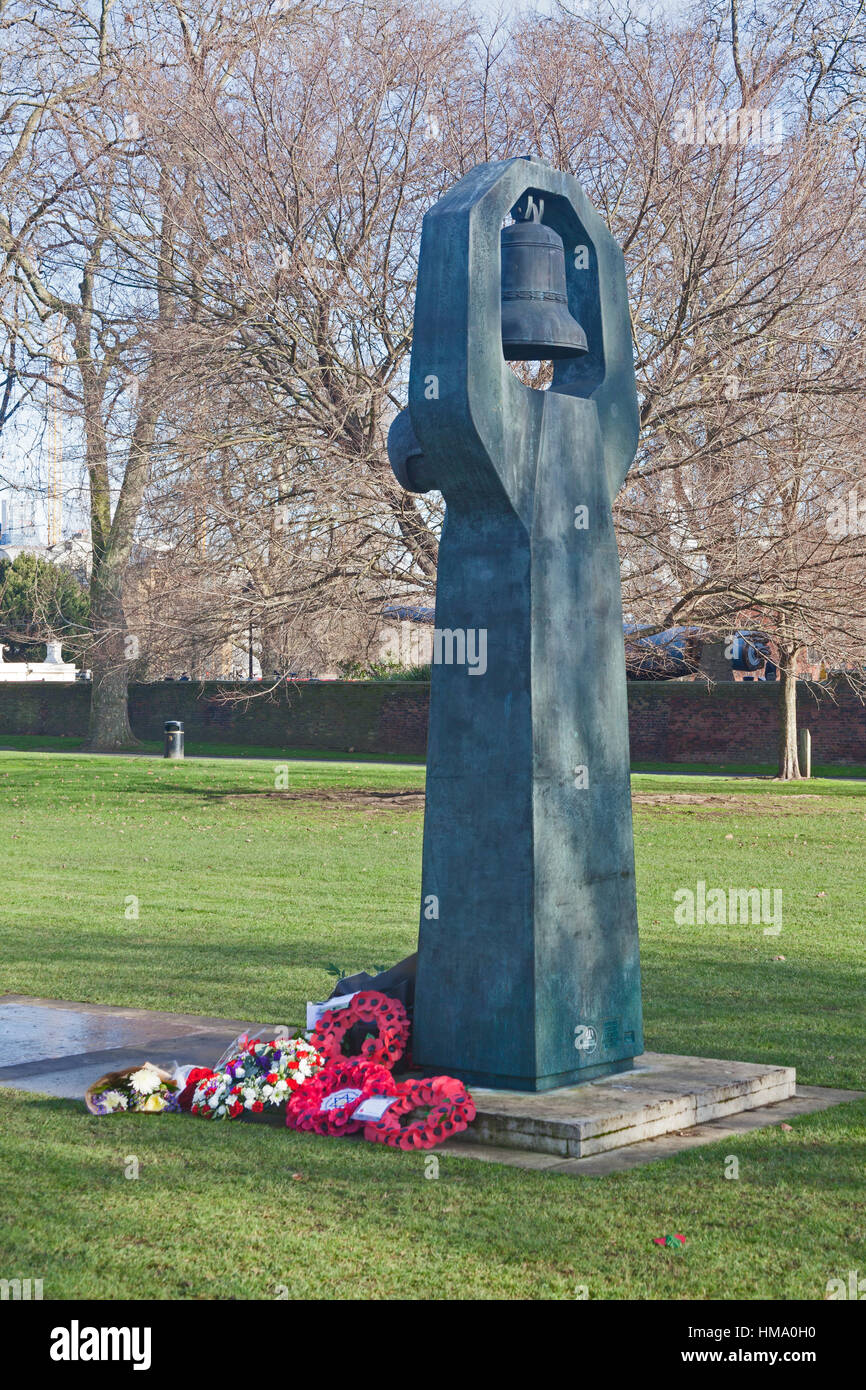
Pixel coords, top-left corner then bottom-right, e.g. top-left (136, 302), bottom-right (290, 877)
top-left (0, 731), bottom-right (425, 764)
top-left (3, 1088), bottom-right (864, 1300)
top-left (1, 746), bottom-right (864, 1299)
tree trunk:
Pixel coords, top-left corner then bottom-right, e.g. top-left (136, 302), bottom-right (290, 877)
top-left (258, 622), bottom-right (285, 683)
top-left (87, 649), bottom-right (137, 750)
top-left (83, 570), bottom-right (140, 752)
top-left (777, 659), bottom-right (801, 779)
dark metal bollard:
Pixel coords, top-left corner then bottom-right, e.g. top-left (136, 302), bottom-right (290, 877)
top-left (164, 720), bottom-right (184, 759)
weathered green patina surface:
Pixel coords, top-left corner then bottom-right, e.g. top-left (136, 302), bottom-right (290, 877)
top-left (392, 158), bottom-right (643, 1090)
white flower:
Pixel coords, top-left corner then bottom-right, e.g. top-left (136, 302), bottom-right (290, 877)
top-left (100, 1089), bottom-right (128, 1111)
top-left (129, 1067), bottom-right (162, 1095)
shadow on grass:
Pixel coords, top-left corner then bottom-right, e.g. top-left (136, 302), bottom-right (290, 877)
top-left (10, 1092), bottom-right (866, 1200)
top-left (2, 930), bottom-right (862, 1083)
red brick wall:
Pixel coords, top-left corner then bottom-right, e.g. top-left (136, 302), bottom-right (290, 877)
top-left (626, 680), bottom-right (866, 767)
top-left (1, 677), bottom-right (863, 766)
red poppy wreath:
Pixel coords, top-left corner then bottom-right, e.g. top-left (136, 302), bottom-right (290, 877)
top-left (285, 1058), bottom-right (398, 1137)
top-left (311, 990), bottom-right (410, 1069)
top-left (363, 1075), bottom-right (476, 1150)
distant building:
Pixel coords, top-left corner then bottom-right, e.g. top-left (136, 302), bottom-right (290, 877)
top-left (0, 498), bottom-right (13, 546)
top-left (0, 639), bottom-right (78, 682)
top-left (379, 604), bottom-right (434, 667)
top-left (0, 532), bottom-right (92, 581)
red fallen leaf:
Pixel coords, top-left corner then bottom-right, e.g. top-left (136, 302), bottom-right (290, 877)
top-left (780, 1123), bottom-right (793, 1132)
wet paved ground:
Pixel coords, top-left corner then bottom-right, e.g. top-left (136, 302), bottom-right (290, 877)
top-left (0, 995), bottom-right (277, 1099)
top-left (1, 994), bottom-right (860, 1175)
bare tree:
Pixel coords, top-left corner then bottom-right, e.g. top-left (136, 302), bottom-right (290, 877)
top-left (4, 0), bottom-right (862, 778)
top-left (494, 0), bottom-right (866, 776)
top-left (0, 0), bottom-right (204, 745)
top-left (121, 0), bottom-right (472, 688)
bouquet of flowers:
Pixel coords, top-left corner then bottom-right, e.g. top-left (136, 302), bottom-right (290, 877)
top-left (190, 1034), bottom-right (325, 1119)
top-left (85, 1063), bottom-right (181, 1115)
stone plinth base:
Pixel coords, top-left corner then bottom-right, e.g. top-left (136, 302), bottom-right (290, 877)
top-left (450, 1051), bottom-right (796, 1158)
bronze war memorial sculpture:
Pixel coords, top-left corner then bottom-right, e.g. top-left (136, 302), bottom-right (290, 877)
top-left (387, 156), bottom-right (643, 1091)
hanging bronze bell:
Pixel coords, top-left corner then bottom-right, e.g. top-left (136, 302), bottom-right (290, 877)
top-left (500, 202), bottom-right (588, 361)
